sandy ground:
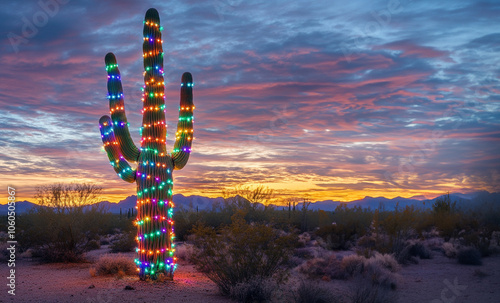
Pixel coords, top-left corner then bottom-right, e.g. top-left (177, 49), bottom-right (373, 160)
top-left (2, 248), bottom-right (231, 303)
top-left (1, 249), bottom-right (499, 303)
top-left (2, 260), bottom-right (231, 303)
top-left (397, 253), bottom-right (500, 303)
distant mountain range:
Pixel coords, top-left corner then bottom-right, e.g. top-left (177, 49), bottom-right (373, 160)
top-left (297, 191), bottom-right (500, 211)
top-left (2, 191), bottom-right (498, 215)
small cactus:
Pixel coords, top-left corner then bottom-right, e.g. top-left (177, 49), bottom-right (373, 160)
top-left (98, 8), bottom-right (194, 280)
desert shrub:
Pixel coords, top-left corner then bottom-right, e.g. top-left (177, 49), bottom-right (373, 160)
top-left (287, 256), bottom-right (305, 268)
top-left (442, 242), bottom-right (458, 258)
top-left (356, 234), bottom-right (381, 258)
top-left (363, 259), bottom-right (399, 290)
top-left (294, 280), bottom-right (338, 303)
top-left (432, 193), bottom-right (456, 214)
top-left (0, 242), bottom-right (10, 262)
top-left (379, 205), bottom-right (419, 257)
top-left (462, 230), bottom-right (492, 257)
top-left (423, 236), bottom-right (444, 251)
top-left (298, 254), bottom-right (345, 280)
top-left (297, 232), bottom-right (312, 247)
top-left (421, 228), bottom-right (441, 239)
top-left (457, 247), bottom-right (482, 265)
top-left (315, 223), bottom-right (357, 250)
top-left (175, 243), bottom-right (194, 261)
top-left (229, 278), bottom-right (275, 303)
top-left (315, 205), bottom-right (372, 250)
top-left (394, 245), bottom-right (416, 265)
top-left (92, 254), bottom-right (136, 276)
top-left (100, 238), bottom-right (110, 245)
top-left (17, 183), bottom-right (112, 262)
top-left (294, 247), bottom-right (317, 259)
top-left (190, 215), bottom-right (295, 295)
top-left (20, 249), bottom-right (33, 259)
top-left (357, 206), bottom-right (431, 261)
top-left (341, 253), bottom-right (399, 290)
top-left (408, 242), bottom-right (432, 259)
top-left (492, 231), bottom-right (500, 246)
top-left (87, 239), bottom-right (101, 251)
top-left (341, 254), bottom-right (365, 276)
top-left (174, 210), bottom-right (204, 241)
top-left (431, 194), bottom-right (464, 240)
top-left (350, 278), bottom-right (397, 303)
top-left (299, 252), bottom-right (399, 288)
top-left (222, 185), bottom-right (278, 224)
top-left (395, 241), bottom-right (432, 264)
top-left (366, 252), bottom-right (399, 273)
top-left (434, 213), bottom-right (462, 240)
top-left (109, 231), bottom-right (136, 253)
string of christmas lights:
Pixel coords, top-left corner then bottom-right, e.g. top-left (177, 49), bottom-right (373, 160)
top-left (97, 8), bottom-right (194, 280)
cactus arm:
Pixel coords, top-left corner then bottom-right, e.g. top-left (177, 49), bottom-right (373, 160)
top-left (171, 72), bottom-right (194, 170)
top-left (105, 53), bottom-right (141, 162)
top-left (99, 115), bottom-right (137, 183)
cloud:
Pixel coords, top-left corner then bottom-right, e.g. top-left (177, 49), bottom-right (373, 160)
top-left (0, 0), bottom-right (499, 202)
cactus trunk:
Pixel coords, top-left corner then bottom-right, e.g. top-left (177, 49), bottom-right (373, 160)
top-left (98, 8), bottom-right (194, 280)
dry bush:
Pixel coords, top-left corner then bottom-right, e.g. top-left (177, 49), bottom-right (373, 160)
top-left (18, 183), bottom-right (112, 262)
top-left (357, 234), bottom-right (431, 265)
top-left (109, 231), bottom-right (136, 253)
top-left (423, 237), bottom-right (444, 251)
top-left (294, 280), bottom-right (339, 303)
top-left (339, 254), bottom-right (400, 302)
top-left (101, 234), bottom-right (120, 245)
top-left (457, 247), bottom-right (482, 265)
top-left (363, 261), bottom-right (399, 290)
top-left (299, 252), bottom-right (399, 289)
top-left (91, 254), bottom-right (136, 276)
top-left (338, 253), bottom-right (400, 291)
top-left (190, 215), bottom-right (295, 295)
top-left (0, 243), bottom-right (10, 262)
top-left (175, 243), bottom-right (194, 261)
top-left (313, 204), bottom-right (374, 251)
top-left (229, 278), bottom-right (275, 303)
top-left (350, 277), bottom-right (397, 303)
top-left (460, 229), bottom-right (492, 257)
top-left (341, 254), bottom-right (365, 276)
top-left (368, 252), bottom-right (400, 273)
top-left (492, 231), bottom-right (500, 246)
top-left (294, 247), bottom-right (318, 260)
top-left (442, 242), bottom-right (458, 258)
top-left (19, 249), bottom-right (33, 259)
top-left (287, 256), bottom-right (305, 268)
top-left (379, 205), bottom-right (420, 255)
top-left (408, 242), bottom-right (432, 259)
top-left (298, 232), bottom-right (312, 247)
top-left (396, 241), bottom-right (432, 265)
top-left (421, 228), bottom-right (440, 239)
top-left (298, 254), bottom-right (345, 280)
top-left (87, 239), bottom-right (101, 251)
top-left (361, 253), bottom-right (399, 290)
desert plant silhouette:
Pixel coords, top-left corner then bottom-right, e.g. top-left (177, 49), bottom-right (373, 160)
top-left (98, 8), bottom-right (194, 280)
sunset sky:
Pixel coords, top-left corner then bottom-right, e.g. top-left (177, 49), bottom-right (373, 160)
top-left (1, 0), bottom-right (499, 203)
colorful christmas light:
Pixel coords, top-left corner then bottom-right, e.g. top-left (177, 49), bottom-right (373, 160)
top-left (97, 8), bottom-right (194, 280)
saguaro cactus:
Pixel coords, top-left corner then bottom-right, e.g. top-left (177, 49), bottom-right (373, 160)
top-left (98, 8), bottom-right (194, 280)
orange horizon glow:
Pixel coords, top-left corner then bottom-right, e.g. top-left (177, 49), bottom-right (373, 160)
top-left (5, 177), bottom-right (484, 205)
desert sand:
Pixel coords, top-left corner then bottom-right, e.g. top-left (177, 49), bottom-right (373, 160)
top-left (2, 249), bottom-right (499, 303)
